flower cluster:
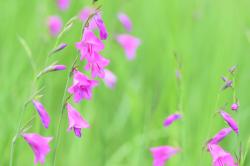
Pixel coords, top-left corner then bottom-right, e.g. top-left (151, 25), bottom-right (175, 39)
top-left (150, 113), bottom-right (182, 166)
top-left (206, 66), bottom-right (239, 165)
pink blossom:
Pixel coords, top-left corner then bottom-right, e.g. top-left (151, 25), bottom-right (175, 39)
top-left (207, 144), bottom-right (238, 166)
top-left (76, 28), bottom-right (104, 61)
top-left (85, 52), bottom-right (110, 78)
top-left (47, 16), bottom-right (62, 37)
top-left (163, 113), bottom-right (182, 127)
top-left (57, 0), bottom-right (70, 11)
top-left (231, 103), bottom-right (238, 111)
top-left (32, 100), bottom-right (50, 128)
top-left (207, 128), bottom-right (232, 145)
top-left (103, 69), bottom-right (117, 89)
top-left (79, 7), bottom-right (94, 22)
top-left (150, 146), bottom-right (180, 166)
top-left (68, 70), bottom-right (98, 103)
top-left (66, 103), bottom-right (90, 137)
top-left (118, 12), bottom-right (132, 32)
top-left (22, 133), bottom-right (52, 165)
top-left (91, 13), bottom-right (108, 40)
top-left (220, 111), bottom-right (239, 134)
top-left (116, 34), bottom-right (141, 60)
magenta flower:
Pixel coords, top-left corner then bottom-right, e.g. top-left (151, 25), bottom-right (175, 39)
top-left (118, 12), bottom-right (132, 32)
top-left (207, 144), bottom-right (238, 166)
top-left (32, 100), bottom-right (50, 128)
top-left (91, 13), bottom-right (108, 40)
top-left (85, 53), bottom-right (110, 78)
top-left (68, 70), bottom-right (98, 103)
top-left (76, 28), bottom-right (104, 61)
top-left (207, 128), bottom-right (232, 145)
top-left (163, 113), bottom-right (182, 127)
top-left (47, 16), bottom-right (62, 37)
top-left (150, 146), bottom-right (180, 166)
top-left (22, 133), bottom-right (52, 165)
top-left (66, 103), bottom-right (90, 137)
top-left (57, 0), bottom-right (70, 11)
top-left (116, 34), bottom-right (141, 60)
top-left (220, 111), bottom-right (239, 134)
top-left (103, 69), bottom-right (117, 89)
top-left (231, 103), bottom-right (239, 111)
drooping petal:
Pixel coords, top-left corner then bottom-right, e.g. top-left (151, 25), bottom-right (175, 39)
top-left (95, 13), bottom-right (108, 40)
top-left (32, 100), bottom-right (50, 128)
top-left (116, 34), bottom-right (141, 60)
top-left (66, 103), bottom-right (90, 137)
top-left (150, 146), bottom-right (180, 166)
top-left (103, 69), bottom-right (117, 89)
top-left (118, 12), bottom-right (132, 32)
top-left (207, 128), bottom-right (232, 145)
top-left (57, 0), bottom-right (70, 11)
top-left (47, 16), bottom-right (62, 37)
top-left (220, 111), bottom-right (239, 134)
top-left (22, 133), bottom-right (52, 165)
top-left (163, 113), bottom-right (182, 127)
top-left (207, 144), bottom-right (238, 166)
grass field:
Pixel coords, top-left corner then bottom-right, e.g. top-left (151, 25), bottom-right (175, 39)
top-left (1, 0), bottom-right (250, 165)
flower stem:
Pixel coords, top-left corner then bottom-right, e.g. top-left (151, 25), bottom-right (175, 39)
top-left (52, 53), bottom-right (79, 166)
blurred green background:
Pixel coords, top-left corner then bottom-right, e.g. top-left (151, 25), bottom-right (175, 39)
top-left (1, 0), bottom-right (250, 165)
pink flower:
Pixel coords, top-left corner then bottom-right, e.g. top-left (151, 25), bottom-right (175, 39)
top-left (220, 111), bottom-right (239, 134)
top-left (116, 34), bottom-right (141, 60)
top-left (32, 100), bottom-right (50, 128)
top-left (118, 12), bottom-right (132, 32)
top-left (207, 144), bottom-right (238, 166)
top-left (22, 133), bottom-right (52, 165)
top-left (68, 70), bottom-right (98, 103)
top-left (85, 52), bottom-right (110, 78)
top-left (150, 146), bottom-right (180, 166)
top-left (231, 103), bottom-right (239, 111)
top-left (103, 69), bottom-right (117, 89)
top-left (66, 103), bottom-right (90, 137)
top-left (79, 7), bottom-right (94, 22)
top-left (76, 28), bottom-right (104, 61)
top-left (57, 0), bottom-right (70, 11)
top-left (163, 113), bottom-right (182, 127)
top-left (90, 13), bottom-right (108, 40)
top-left (47, 16), bottom-right (62, 37)
top-left (207, 128), bottom-right (232, 145)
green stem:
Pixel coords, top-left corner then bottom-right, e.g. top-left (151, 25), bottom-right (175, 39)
top-left (52, 54), bottom-right (79, 166)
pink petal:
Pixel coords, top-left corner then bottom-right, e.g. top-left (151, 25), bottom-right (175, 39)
top-left (118, 12), bottom-right (132, 32)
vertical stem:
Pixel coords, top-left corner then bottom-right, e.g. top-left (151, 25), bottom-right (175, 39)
top-left (52, 54), bottom-right (79, 166)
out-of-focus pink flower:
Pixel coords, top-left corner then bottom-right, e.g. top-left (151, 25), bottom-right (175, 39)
top-left (207, 144), bottom-right (238, 166)
top-left (76, 28), bottom-right (104, 61)
top-left (116, 34), bottom-right (141, 60)
top-left (51, 65), bottom-right (66, 71)
top-left (150, 146), bottom-right (180, 166)
top-left (85, 53), bottom-right (110, 78)
top-left (207, 128), bottom-right (232, 145)
top-left (163, 113), bottom-right (182, 127)
top-left (231, 103), bottom-right (238, 111)
top-left (57, 0), bottom-right (70, 11)
top-left (22, 133), bottom-right (52, 165)
top-left (66, 103), bottom-right (90, 137)
top-left (118, 12), bottom-right (132, 32)
top-left (68, 70), bottom-right (98, 103)
top-left (32, 100), bottom-right (50, 128)
top-left (79, 7), bottom-right (94, 21)
top-left (48, 16), bottom-right (62, 37)
top-left (103, 69), bottom-right (117, 89)
top-left (220, 111), bottom-right (239, 134)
